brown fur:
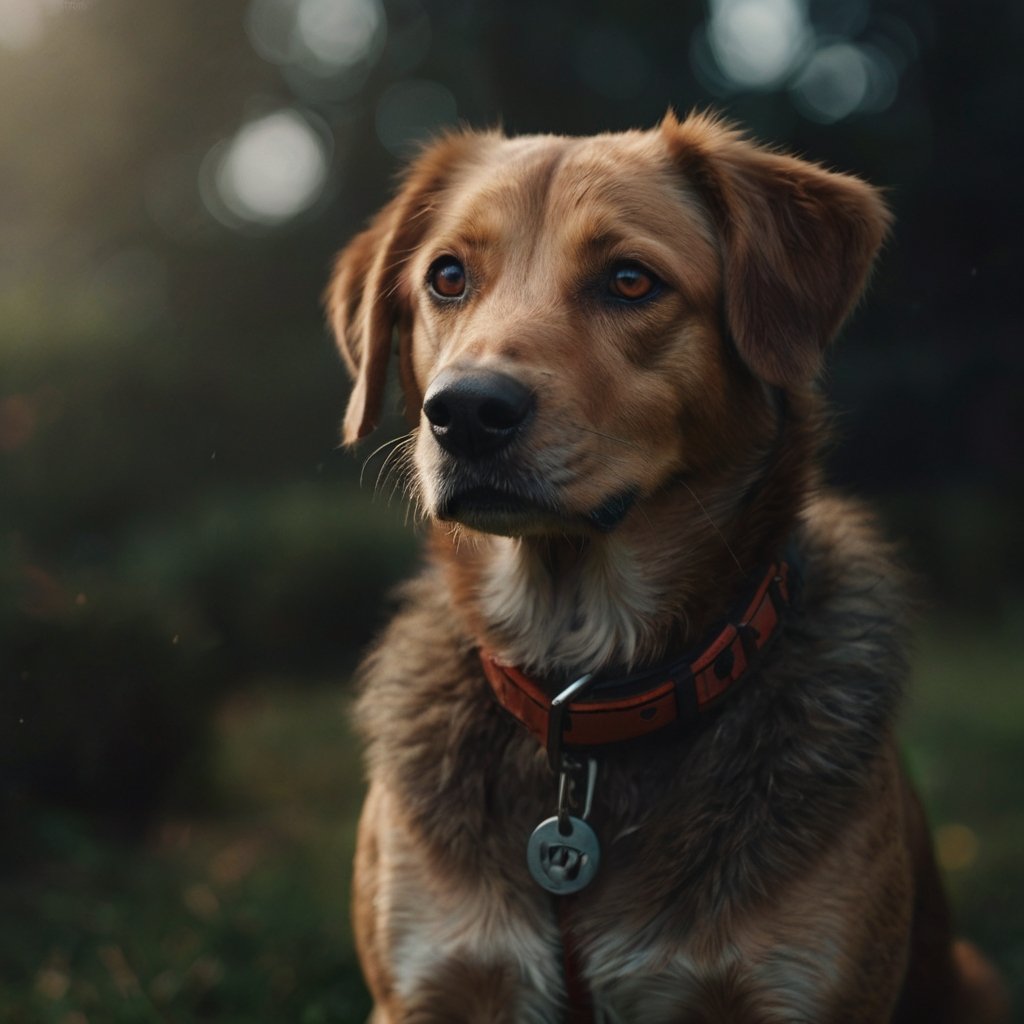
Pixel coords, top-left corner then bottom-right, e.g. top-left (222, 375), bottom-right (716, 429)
top-left (329, 112), bottom-right (1008, 1023)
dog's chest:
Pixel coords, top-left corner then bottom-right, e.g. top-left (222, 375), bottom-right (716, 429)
top-left (378, 786), bottom-right (845, 1024)
top-left (389, 880), bottom-right (843, 1024)
top-left (584, 925), bottom-right (844, 1023)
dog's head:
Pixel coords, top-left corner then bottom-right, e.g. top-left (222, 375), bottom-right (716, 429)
top-left (327, 112), bottom-right (889, 539)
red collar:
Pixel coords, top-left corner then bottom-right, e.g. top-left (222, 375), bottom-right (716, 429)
top-left (480, 560), bottom-right (795, 768)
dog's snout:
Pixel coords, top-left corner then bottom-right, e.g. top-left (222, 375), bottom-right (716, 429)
top-left (422, 369), bottom-right (534, 458)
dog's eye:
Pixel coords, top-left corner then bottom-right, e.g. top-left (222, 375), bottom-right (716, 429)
top-left (428, 257), bottom-right (467, 299)
top-left (608, 264), bottom-right (658, 302)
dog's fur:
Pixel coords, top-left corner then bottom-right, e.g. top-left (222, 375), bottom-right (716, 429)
top-left (329, 113), bottom-right (1008, 1023)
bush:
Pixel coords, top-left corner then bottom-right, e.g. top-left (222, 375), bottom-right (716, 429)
top-left (0, 598), bottom-right (217, 832)
top-left (1, 482), bottom-right (416, 830)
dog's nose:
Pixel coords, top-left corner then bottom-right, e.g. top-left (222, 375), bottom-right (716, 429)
top-left (422, 369), bottom-right (534, 458)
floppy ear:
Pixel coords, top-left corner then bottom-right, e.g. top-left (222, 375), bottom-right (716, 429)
top-left (325, 133), bottom-right (478, 444)
top-left (663, 111), bottom-right (892, 390)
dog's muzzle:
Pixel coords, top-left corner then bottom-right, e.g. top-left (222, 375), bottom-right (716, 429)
top-left (422, 367), bottom-right (636, 536)
top-left (422, 368), bottom-right (535, 460)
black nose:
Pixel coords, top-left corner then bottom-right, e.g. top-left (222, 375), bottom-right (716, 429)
top-left (422, 369), bottom-right (534, 459)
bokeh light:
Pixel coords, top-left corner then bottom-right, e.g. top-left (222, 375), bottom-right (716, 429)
top-left (706, 0), bottom-right (811, 89)
top-left (246, 0), bottom-right (386, 82)
top-left (694, 0), bottom-right (908, 121)
top-left (935, 823), bottom-right (980, 872)
top-left (850, 41), bottom-right (900, 112)
top-left (202, 108), bottom-right (331, 228)
top-left (295, 0), bottom-right (383, 74)
top-left (791, 41), bottom-right (898, 122)
top-left (791, 42), bottom-right (868, 122)
top-left (0, 0), bottom-right (62, 50)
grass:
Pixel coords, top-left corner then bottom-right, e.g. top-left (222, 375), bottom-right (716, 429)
top-left (0, 683), bottom-right (371, 1024)
top-left (903, 615), bottom-right (1024, 1013)
top-left (1, 619), bottom-right (1020, 1022)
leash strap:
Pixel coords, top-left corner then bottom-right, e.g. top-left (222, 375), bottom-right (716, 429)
top-left (559, 900), bottom-right (595, 1024)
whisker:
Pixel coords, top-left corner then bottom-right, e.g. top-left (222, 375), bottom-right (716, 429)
top-left (374, 436), bottom-right (415, 498)
top-left (677, 478), bottom-right (745, 575)
top-left (381, 446), bottom-right (418, 510)
top-left (571, 424), bottom-right (645, 453)
top-left (361, 432), bottom-right (414, 489)
top-left (385, 452), bottom-right (415, 509)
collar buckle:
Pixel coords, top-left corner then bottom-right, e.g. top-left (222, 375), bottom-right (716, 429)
top-left (546, 672), bottom-right (595, 772)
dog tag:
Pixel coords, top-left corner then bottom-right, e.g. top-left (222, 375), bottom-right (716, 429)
top-left (527, 815), bottom-right (601, 895)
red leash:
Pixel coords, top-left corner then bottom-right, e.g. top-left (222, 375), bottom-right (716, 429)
top-left (559, 899), bottom-right (595, 1024)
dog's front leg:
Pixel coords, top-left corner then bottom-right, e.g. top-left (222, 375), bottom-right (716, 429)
top-left (353, 780), bottom-right (565, 1023)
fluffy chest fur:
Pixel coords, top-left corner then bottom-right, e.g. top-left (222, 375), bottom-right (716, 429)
top-left (353, 496), bottom-right (910, 1022)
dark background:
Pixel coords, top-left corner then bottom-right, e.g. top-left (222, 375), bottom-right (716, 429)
top-left (1, 0), bottom-right (1021, 1020)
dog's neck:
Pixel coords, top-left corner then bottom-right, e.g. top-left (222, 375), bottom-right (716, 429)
top-left (475, 530), bottom-right (666, 675)
top-left (434, 394), bottom-right (818, 681)
top-left (435, 476), bottom-right (811, 681)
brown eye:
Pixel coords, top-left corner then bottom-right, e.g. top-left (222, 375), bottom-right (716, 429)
top-left (609, 264), bottom-right (658, 302)
top-left (429, 257), bottom-right (466, 299)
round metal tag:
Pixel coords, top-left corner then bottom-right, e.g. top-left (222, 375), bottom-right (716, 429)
top-left (526, 816), bottom-right (601, 895)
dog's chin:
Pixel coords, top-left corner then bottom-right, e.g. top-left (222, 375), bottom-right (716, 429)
top-left (435, 485), bottom-right (637, 538)
top-left (436, 486), bottom-right (565, 537)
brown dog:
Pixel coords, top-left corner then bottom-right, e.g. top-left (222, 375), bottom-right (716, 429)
top-left (328, 112), bottom-right (1007, 1023)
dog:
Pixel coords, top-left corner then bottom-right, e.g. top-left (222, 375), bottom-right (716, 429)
top-left (327, 112), bottom-right (1008, 1023)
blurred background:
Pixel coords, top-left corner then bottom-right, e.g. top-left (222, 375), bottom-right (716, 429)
top-left (0, 0), bottom-right (1021, 1020)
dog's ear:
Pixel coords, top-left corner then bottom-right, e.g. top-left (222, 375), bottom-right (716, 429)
top-left (663, 111), bottom-right (891, 390)
top-left (326, 133), bottom-right (477, 444)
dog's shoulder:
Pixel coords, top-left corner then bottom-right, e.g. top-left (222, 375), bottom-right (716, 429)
top-left (352, 567), bottom-right (549, 864)
top-left (790, 489), bottom-right (913, 716)
top-left (587, 492), bottom-right (914, 907)
top-left (352, 568), bottom-right (477, 755)
top-left (741, 488), bottom-right (913, 829)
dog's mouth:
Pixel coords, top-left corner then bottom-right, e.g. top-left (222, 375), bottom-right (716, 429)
top-left (586, 488), bottom-right (638, 531)
top-left (438, 485), bottom-right (565, 536)
top-left (437, 484), bottom-right (638, 537)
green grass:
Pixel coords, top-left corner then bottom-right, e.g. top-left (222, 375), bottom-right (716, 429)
top-left (2, 620), bottom-right (1020, 1022)
top-left (0, 683), bottom-right (371, 1024)
top-left (903, 616), bottom-right (1024, 1014)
